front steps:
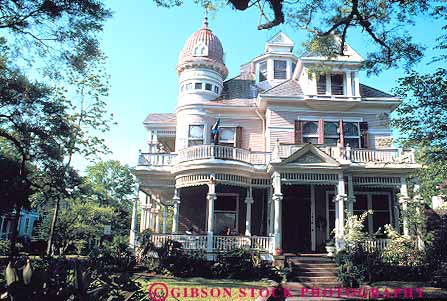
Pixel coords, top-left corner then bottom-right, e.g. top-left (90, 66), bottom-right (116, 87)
top-left (286, 254), bottom-right (341, 289)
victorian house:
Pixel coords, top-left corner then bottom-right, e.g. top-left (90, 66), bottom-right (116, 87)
top-left (129, 17), bottom-right (420, 258)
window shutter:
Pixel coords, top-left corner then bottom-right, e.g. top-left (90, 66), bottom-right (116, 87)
top-left (360, 122), bottom-right (369, 148)
top-left (235, 126), bottom-right (243, 148)
top-left (338, 120), bottom-right (344, 146)
top-left (318, 118), bottom-right (324, 144)
top-left (294, 120), bottom-right (303, 144)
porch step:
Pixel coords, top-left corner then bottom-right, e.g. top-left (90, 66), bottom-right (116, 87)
top-left (297, 270), bottom-right (337, 277)
top-left (287, 256), bottom-right (341, 287)
top-left (285, 282), bottom-right (342, 289)
top-left (293, 276), bottom-right (338, 283)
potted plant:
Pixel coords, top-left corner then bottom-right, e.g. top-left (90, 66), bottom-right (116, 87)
top-left (325, 238), bottom-right (335, 257)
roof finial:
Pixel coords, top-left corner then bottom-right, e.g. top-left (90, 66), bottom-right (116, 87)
top-left (202, 9), bottom-right (209, 28)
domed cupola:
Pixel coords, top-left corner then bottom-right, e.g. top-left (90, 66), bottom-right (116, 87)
top-left (177, 17), bottom-right (228, 103)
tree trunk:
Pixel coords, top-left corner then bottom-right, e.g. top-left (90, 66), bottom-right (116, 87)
top-left (46, 194), bottom-right (62, 255)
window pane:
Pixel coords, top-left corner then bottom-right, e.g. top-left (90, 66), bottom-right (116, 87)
top-left (303, 137), bottom-right (318, 144)
top-left (344, 138), bottom-right (359, 148)
top-left (372, 212), bottom-right (390, 233)
top-left (220, 127), bottom-right (235, 142)
top-left (325, 138), bottom-right (338, 146)
top-left (205, 83), bottom-right (212, 91)
top-left (372, 194), bottom-right (390, 210)
top-left (331, 74), bottom-right (344, 95)
top-left (344, 122), bottom-right (359, 136)
top-left (317, 75), bottom-right (327, 95)
top-left (189, 125), bottom-right (204, 139)
top-left (214, 86), bottom-right (219, 94)
top-left (186, 83), bottom-right (192, 90)
top-left (214, 212), bottom-right (237, 235)
top-left (303, 121), bottom-right (318, 135)
top-left (259, 61), bottom-right (267, 82)
top-left (195, 83), bottom-right (202, 90)
top-left (274, 60), bottom-right (287, 79)
top-left (324, 122), bottom-right (338, 136)
top-left (354, 194), bottom-right (368, 211)
top-left (215, 195), bottom-right (237, 211)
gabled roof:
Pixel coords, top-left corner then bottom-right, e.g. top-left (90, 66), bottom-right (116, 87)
top-left (360, 84), bottom-right (394, 98)
top-left (266, 32), bottom-right (294, 47)
top-left (281, 143), bottom-right (340, 167)
top-left (261, 79), bottom-right (303, 97)
top-left (144, 113), bottom-right (176, 124)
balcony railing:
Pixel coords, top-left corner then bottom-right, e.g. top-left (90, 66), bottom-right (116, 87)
top-left (137, 144), bottom-right (416, 168)
top-left (149, 233), bottom-right (274, 253)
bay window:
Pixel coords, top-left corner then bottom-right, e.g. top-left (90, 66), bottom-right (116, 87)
top-left (331, 74), bottom-right (344, 95)
top-left (188, 125), bottom-right (204, 146)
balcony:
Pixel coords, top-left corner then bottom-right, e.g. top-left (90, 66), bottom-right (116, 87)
top-left (137, 144), bottom-right (416, 169)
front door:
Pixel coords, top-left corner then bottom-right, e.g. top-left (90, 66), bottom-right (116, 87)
top-left (282, 185), bottom-right (311, 253)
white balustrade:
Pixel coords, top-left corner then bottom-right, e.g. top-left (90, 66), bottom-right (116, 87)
top-left (150, 234), bottom-right (273, 253)
top-left (362, 238), bottom-right (390, 252)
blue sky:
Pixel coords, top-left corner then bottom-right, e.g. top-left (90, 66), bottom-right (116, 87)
top-left (87, 0), bottom-right (443, 171)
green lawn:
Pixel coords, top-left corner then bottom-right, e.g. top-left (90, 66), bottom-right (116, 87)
top-left (132, 274), bottom-right (274, 301)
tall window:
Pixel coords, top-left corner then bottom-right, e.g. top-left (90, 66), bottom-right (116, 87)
top-left (258, 61), bottom-right (267, 82)
top-left (343, 122), bottom-right (360, 148)
top-left (214, 194), bottom-right (238, 235)
top-left (324, 122), bottom-right (339, 145)
top-left (303, 121), bottom-right (319, 144)
top-left (371, 194), bottom-right (391, 233)
top-left (331, 74), bottom-right (344, 95)
top-left (317, 74), bottom-right (327, 95)
top-left (274, 60), bottom-right (287, 79)
top-left (219, 127), bottom-right (236, 147)
top-left (188, 125), bottom-right (204, 146)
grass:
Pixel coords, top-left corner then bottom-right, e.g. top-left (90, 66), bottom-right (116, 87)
top-left (132, 274), bottom-right (274, 301)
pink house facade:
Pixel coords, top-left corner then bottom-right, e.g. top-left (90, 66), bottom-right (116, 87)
top-left (129, 18), bottom-right (420, 258)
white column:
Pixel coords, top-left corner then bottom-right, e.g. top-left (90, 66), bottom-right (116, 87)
top-left (346, 71), bottom-right (352, 97)
top-left (146, 198), bottom-right (152, 231)
top-left (347, 174), bottom-right (355, 215)
top-left (325, 73), bottom-right (331, 95)
top-left (354, 71), bottom-right (360, 96)
top-left (272, 171), bottom-right (283, 252)
top-left (162, 205), bottom-right (168, 234)
top-left (207, 179), bottom-right (217, 260)
top-left (138, 191), bottom-right (147, 232)
top-left (335, 173), bottom-right (346, 250)
top-left (399, 176), bottom-right (410, 237)
top-left (154, 203), bottom-right (160, 233)
top-left (310, 184), bottom-right (316, 251)
top-left (268, 187), bottom-right (274, 236)
top-left (129, 197), bottom-right (138, 249)
top-left (172, 189), bottom-right (180, 234)
top-left (244, 187), bottom-right (254, 236)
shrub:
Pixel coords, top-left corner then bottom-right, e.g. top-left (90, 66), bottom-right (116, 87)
top-left (97, 235), bottom-right (136, 272)
top-left (382, 225), bottom-right (424, 266)
top-left (0, 241), bottom-right (9, 256)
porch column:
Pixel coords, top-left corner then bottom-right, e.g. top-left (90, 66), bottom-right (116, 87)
top-left (172, 189), bottom-right (180, 234)
top-left (154, 202), bottom-right (160, 233)
top-left (162, 205), bottom-right (168, 234)
top-left (310, 184), bottom-right (316, 251)
top-left (244, 187), bottom-right (254, 236)
top-left (414, 181), bottom-right (424, 249)
top-left (138, 190), bottom-right (147, 232)
top-left (346, 71), bottom-right (352, 97)
top-left (129, 197), bottom-right (138, 249)
top-left (335, 173), bottom-right (347, 250)
top-left (146, 195), bottom-right (153, 231)
top-left (347, 174), bottom-right (356, 215)
top-left (207, 178), bottom-right (217, 260)
top-left (399, 176), bottom-right (410, 237)
top-left (268, 187), bottom-right (274, 236)
top-left (393, 190), bottom-right (401, 233)
top-left (272, 171), bottom-right (283, 251)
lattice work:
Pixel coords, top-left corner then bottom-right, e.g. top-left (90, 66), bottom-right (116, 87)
top-left (353, 176), bottom-right (401, 187)
top-left (282, 173), bottom-right (338, 184)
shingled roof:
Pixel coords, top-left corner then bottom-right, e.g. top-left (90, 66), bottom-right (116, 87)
top-left (261, 79), bottom-right (304, 97)
top-left (360, 84), bottom-right (394, 98)
top-left (220, 77), bottom-right (257, 100)
top-left (144, 113), bottom-right (176, 124)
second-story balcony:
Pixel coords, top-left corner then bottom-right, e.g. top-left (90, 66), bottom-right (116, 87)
top-left (137, 144), bottom-right (417, 170)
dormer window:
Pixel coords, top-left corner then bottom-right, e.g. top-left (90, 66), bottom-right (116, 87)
top-left (331, 74), bottom-right (344, 95)
top-left (193, 42), bottom-right (208, 56)
top-left (258, 61), bottom-right (267, 82)
top-left (274, 60), bottom-right (287, 79)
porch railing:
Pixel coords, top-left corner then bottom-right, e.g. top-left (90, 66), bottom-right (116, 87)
top-left (149, 234), bottom-right (273, 253)
top-left (362, 238), bottom-right (390, 252)
top-left (138, 153), bottom-right (176, 166)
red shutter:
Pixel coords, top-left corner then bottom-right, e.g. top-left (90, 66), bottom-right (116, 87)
top-left (339, 120), bottom-right (344, 146)
top-left (294, 120), bottom-right (303, 144)
top-left (318, 118), bottom-right (324, 144)
top-left (360, 122), bottom-right (369, 148)
top-left (235, 126), bottom-right (243, 148)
